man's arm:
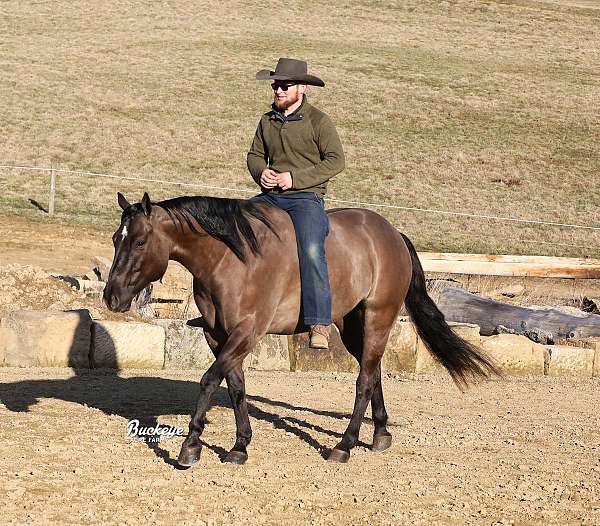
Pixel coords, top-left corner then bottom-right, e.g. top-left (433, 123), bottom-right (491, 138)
top-left (247, 119), bottom-right (269, 186)
top-left (290, 114), bottom-right (345, 190)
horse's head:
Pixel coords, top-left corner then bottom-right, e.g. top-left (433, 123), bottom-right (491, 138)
top-left (103, 192), bottom-right (171, 312)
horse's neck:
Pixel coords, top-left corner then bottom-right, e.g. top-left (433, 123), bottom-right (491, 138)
top-left (170, 231), bottom-right (229, 282)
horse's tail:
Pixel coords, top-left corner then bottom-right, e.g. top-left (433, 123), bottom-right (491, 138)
top-left (400, 233), bottom-right (502, 389)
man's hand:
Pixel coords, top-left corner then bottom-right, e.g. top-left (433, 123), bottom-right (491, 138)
top-left (260, 168), bottom-right (279, 189)
top-left (277, 171), bottom-right (293, 191)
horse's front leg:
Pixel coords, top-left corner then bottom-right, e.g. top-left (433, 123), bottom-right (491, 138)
top-left (204, 330), bottom-right (252, 465)
top-left (178, 323), bottom-right (256, 468)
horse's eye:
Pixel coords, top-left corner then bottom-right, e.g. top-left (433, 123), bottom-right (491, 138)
top-left (136, 239), bottom-right (146, 248)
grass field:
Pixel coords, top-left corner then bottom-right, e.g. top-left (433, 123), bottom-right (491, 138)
top-left (1, 0), bottom-right (599, 257)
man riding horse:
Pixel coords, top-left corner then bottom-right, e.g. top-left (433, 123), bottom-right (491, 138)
top-left (247, 58), bottom-right (345, 350)
top-left (103, 59), bottom-right (499, 468)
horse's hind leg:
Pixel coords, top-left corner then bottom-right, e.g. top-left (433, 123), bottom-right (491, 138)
top-left (223, 367), bottom-right (252, 464)
top-left (370, 366), bottom-right (392, 452)
top-left (338, 307), bottom-right (392, 454)
top-left (328, 361), bottom-right (380, 463)
top-left (204, 331), bottom-right (252, 465)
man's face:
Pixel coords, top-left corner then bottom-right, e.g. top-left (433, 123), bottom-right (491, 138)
top-left (272, 82), bottom-right (305, 110)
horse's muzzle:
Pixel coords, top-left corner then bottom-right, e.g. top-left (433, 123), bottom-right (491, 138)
top-left (103, 283), bottom-right (133, 312)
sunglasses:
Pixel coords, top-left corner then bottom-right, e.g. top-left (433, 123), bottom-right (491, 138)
top-left (271, 82), bottom-right (297, 92)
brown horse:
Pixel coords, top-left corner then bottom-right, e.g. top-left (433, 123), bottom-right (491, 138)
top-left (104, 192), bottom-right (498, 467)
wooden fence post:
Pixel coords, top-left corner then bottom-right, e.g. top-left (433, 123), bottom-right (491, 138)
top-left (48, 163), bottom-right (56, 215)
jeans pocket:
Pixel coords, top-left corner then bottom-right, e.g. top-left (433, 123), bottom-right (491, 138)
top-left (313, 193), bottom-right (326, 208)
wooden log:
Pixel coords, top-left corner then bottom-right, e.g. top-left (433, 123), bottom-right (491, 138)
top-left (437, 287), bottom-right (600, 340)
top-left (418, 252), bottom-right (600, 278)
top-left (421, 253), bottom-right (600, 264)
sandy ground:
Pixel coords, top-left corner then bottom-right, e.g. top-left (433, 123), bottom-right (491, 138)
top-left (0, 367), bottom-right (599, 525)
top-left (0, 214), bottom-right (113, 275)
top-left (2, 215), bottom-right (600, 525)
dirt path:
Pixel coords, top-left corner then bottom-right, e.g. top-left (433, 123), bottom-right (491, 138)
top-left (0, 214), bottom-right (113, 275)
top-left (0, 368), bottom-right (598, 525)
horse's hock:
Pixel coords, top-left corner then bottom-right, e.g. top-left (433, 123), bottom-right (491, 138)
top-left (1, 309), bottom-right (599, 377)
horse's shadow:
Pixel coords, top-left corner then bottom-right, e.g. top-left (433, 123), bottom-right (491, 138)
top-left (0, 312), bottom-right (375, 467)
top-left (0, 368), bottom-right (365, 467)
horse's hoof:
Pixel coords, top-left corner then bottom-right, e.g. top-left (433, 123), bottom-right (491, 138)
top-left (327, 448), bottom-right (350, 463)
top-left (177, 444), bottom-right (202, 467)
top-left (223, 450), bottom-right (248, 465)
top-left (372, 433), bottom-right (392, 452)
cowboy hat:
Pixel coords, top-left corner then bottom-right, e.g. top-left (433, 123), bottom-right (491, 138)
top-left (255, 58), bottom-right (325, 87)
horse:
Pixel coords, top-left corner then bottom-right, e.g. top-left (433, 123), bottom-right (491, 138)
top-left (104, 192), bottom-right (499, 467)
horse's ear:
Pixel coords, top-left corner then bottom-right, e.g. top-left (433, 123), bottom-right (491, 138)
top-left (117, 192), bottom-right (130, 211)
top-left (141, 192), bottom-right (152, 216)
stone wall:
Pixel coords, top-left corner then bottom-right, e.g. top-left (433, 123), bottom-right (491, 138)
top-left (1, 309), bottom-right (599, 377)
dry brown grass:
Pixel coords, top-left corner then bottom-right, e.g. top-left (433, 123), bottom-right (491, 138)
top-left (1, 0), bottom-right (599, 257)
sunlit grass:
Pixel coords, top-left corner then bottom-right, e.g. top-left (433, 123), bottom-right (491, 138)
top-left (1, 0), bottom-right (599, 257)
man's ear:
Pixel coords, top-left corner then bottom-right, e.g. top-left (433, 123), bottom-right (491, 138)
top-left (141, 192), bottom-right (152, 216)
top-left (117, 192), bottom-right (130, 211)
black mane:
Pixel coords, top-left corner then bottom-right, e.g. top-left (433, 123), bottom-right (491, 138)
top-left (154, 196), bottom-right (276, 262)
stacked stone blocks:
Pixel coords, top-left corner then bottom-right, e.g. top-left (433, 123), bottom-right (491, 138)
top-left (1, 310), bottom-right (599, 377)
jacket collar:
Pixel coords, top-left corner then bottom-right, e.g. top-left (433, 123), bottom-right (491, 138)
top-left (269, 96), bottom-right (307, 123)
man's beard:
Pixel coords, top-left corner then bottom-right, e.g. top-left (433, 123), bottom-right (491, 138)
top-left (274, 91), bottom-right (301, 110)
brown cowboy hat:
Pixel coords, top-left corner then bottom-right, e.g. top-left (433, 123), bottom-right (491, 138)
top-left (255, 58), bottom-right (325, 87)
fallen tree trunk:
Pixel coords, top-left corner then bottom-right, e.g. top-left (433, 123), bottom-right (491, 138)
top-left (437, 287), bottom-right (600, 342)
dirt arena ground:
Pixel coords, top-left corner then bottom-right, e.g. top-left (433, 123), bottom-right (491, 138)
top-left (1, 215), bottom-right (600, 524)
top-left (0, 367), bottom-right (598, 525)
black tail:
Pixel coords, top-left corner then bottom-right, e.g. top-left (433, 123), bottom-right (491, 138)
top-left (400, 234), bottom-right (502, 389)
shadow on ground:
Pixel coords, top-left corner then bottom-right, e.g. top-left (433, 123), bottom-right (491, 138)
top-left (0, 370), bottom-right (365, 467)
top-left (0, 313), bottom-right (372, 467)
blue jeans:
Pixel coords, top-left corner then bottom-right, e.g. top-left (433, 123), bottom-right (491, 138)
top-left (250, 192), bottom-right (332, 326)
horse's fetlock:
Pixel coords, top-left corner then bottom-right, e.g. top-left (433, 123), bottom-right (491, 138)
top-left (184, 433), bottom-right (202, 447)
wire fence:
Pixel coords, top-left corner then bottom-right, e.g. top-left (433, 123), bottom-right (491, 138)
top-left (1, 164), bottom-right (599, 255)
top-left (3, 164), bottom-right (599, 231)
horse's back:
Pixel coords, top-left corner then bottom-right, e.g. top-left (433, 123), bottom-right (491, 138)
top-left (252, 204), bottom-right (412, 332)
top-left (256, 203), bottom-right (410, 278)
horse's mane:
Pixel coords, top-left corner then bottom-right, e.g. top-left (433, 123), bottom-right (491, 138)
top-left (155, 196), bottom-right (276, 262)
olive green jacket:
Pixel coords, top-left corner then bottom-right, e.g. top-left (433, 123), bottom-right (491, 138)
top-left (247, 98), bottom-right (345, 196)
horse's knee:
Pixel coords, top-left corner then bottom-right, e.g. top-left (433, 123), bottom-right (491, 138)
top-left (356, 371), bottom-right (377, 395)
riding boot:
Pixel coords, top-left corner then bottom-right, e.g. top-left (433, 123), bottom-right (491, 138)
top-left (309, 324), bottom-right (331, 350)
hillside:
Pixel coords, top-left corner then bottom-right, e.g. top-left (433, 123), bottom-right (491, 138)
top-left (1, 0), bottom-right (599, 257)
